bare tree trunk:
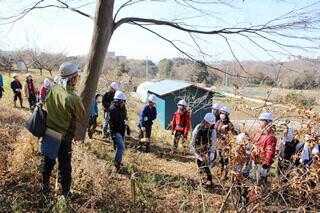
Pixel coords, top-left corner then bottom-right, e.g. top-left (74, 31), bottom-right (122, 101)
top-left (48, 70), bottom-right (52, 76)
top-left (74, 0), bottom-right (115, 141)
top-left (40, 68), bottom-right (42, 75)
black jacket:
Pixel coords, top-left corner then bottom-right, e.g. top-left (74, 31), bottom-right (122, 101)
top-left (11, 80), bottom-right (22, 93)
top-left (102, 91), bottom-right (115, 111)
top-left (109, 102), bottom-right (126, 136)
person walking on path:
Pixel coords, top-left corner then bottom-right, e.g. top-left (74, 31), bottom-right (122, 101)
top-left (109, 90), bottom-right (129, 172)
top-left (171, 99), bottom-right (190, 154)
top-left (190, 113), bottom-right (217, 187)
top-left (39, 61), bottom-right (85, 197)
top-left (137, 94), bottom-right (157, 153)
top-left (23, 73), bottom-right (38, 110)
top-left (102, 82), bottom-right (118, 138)
top-left (11, 73), bottom-right (23, 108)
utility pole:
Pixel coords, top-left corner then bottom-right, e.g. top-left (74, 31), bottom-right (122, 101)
top-left (146, 55), bottom-right (148, 81)
top-left (225, 66), bottom-right (228, 93)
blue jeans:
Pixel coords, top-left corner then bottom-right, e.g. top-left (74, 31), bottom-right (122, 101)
top-left (102, 111), bottom-right (110, 135)
top-left (115, 133), bottom-right (125, 165)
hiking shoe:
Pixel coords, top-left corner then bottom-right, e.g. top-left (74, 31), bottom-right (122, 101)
top-left (114, 163), bottom-right (121, 173)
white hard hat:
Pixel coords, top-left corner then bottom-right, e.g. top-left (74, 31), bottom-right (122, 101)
top-left (148, 94), bottom-right (157, 103)
top-left (204, 113), bottom-right (216, 125)
top-left (59, 61), bottom-right (80, 78)
top-left (305, 131), bottom-right (317, 141)
top-left (54, 76), bottom-right (60, 83)
top-left (178, 100), bottom-right (187, 106)
top-left (283, 128), bottom-right (294, 142)
top-left (13, 73), bottom-right (18, 78)
top-left (110, 82), bottom-right (118, 90)
top-left (220, 106), bottom-right (230, 115)
top-left (259, 112), bottom-right (273, 121)
top-left (114, 90), bottom-right (126, 100)
top-left (236, 133), bottom-right (248, 143)
top-left (44, 78), bottom-right (51, 86)
top-left (26, 73), bottom-right (32, 78)
top-left (212, 103), bottom-right (221, 110)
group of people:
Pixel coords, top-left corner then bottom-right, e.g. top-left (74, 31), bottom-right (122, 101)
top-left (6, 72), bottom-right (61, 108)
top-left (2, 61), bottom-right (319, 203)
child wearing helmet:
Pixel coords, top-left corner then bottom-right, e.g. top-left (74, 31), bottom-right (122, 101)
top-left (300, 132), bottom-right (320, 166)
top-left (87, 94), bottom-right (100, 139)
top-left (251, 112), bottom-right (277, 187)
top-left (11, 73), bottom-right (23, 107)
top-left (171, 99), bottom-right (190, 154)
top-left (215, 106), bottom-right (236, 180)
top-left (24, 73), bottom-right (38, 109)
top-left (53, 77), bottom-right (60, 85)
top-left (137, 94), bottom-right (157, 153)
top-left (0, 72), bottom-right (3, 100)
top-left (190, 113), bottom-right (217, 187)
top-left (109, 90), bottom-right (128, 172)
top-left (39, 78), bottom-right (51, 103)
top-left (212, 103), bottom-right (221, 123)
top-left (102, 82), bottom-right (118, 138)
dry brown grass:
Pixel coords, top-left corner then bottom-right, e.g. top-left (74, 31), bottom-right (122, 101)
top-left (0, 69), bottom-right (319, 212)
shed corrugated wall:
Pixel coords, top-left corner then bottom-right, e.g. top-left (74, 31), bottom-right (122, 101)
top-left (148, 86), bottom-right (213, 130)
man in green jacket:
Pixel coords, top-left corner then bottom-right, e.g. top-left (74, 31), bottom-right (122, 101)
top-left (40, 61), bottom-right (85, 196)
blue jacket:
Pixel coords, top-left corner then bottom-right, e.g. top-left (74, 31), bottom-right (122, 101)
top-left (137, 104), bottom-right (157, 128)
top-left (90, 99), bottom-right (98, 117)
top-left (0, 73), bottom-right (3, 87)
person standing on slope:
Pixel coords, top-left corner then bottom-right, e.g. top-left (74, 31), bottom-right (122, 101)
top-left (171, 99), bottom-right (190, 154)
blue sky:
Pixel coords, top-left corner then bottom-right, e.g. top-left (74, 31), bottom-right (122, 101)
top-left (0, 0), bottom-right (319, 63)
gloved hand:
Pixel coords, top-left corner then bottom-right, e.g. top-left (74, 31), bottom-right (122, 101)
top-left (124, 119), bottom-right (129, 126)
top-left (260, 168), bottom-right (268, 176)
top-left (141, 126), bottom-right (146, 132)
top-left (210, 152), bottom-right (215, 161)
top-left (222, 124), bottom-right (229, 130)
top-left (195, 154), bottom-right (205, 161)
top-left (172, 131), bottom-right (174, 135)
top-left (143, 116), bottom-right (148, 121)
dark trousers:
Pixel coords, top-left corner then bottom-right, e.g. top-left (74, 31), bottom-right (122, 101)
top-left (87, 115), bottom-right (97, 138)
top-left (197, 159), bottom-right (212, 182)
top-left (13, 92), bottom-right (22, 101)
top-left (219, 148), bottom-right (230, 176)
top-left (173, 131), bottom-right (187, 149)
top-left (138, 126), bottom-right (151, 152)
top-left (28, 94), bottom-right (37, 108)
top-left (39, 140), bottom-right (72, 194)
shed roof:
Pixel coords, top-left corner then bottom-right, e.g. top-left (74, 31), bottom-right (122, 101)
top-left (144, 79), bottom-right (192, 96)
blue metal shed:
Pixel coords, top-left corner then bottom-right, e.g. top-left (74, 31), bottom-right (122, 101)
top-left (144, 79), bottom-right (215, 130)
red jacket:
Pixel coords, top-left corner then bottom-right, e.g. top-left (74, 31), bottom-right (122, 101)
top-left (252, 129), bottom-right (277, 168)
top-left (171, 110), bottom-right (190, 136)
